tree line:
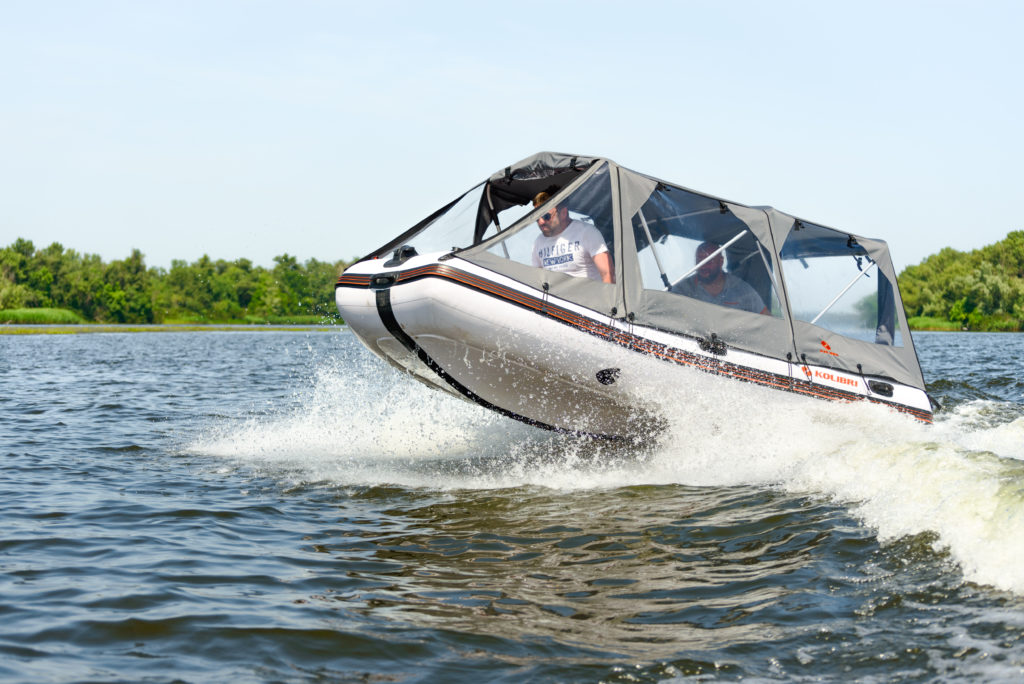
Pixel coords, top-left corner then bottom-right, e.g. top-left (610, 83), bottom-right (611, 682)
top-left (0, 238), bottom-right (351, 324)
top-left (898, 230), bottom-right (1024, 331)
top-left (5, 231), bottom-right (1024, 330)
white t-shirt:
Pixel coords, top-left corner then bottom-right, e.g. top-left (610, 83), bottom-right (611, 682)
top-left (531, 219), bottom-right (609, 280)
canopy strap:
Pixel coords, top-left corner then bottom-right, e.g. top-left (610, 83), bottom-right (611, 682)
top-left (486, 183), bottom-right (511, 259)
top-left (359, 185), bottom-right (478, 263)
top-left (486, 183), bottom-right (501, 231)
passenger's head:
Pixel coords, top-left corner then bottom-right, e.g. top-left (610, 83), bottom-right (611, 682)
top-left (533, 191), bottom-right (570, 238)
top-left (695, 241), bottom-right (724, 282)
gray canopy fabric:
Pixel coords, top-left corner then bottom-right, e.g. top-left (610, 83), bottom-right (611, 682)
top-left (475, 153), bottom-right (602, 242)
top-left (390, 152), bottom-right (926, 391)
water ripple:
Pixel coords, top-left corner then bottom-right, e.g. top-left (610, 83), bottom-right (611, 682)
top-left (2, 331), bottom-right (1024, 681)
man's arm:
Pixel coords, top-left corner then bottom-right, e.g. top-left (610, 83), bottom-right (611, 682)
top-left (593, 251), bottom-right (614, 283)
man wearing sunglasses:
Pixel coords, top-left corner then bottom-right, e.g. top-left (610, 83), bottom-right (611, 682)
top-left (530, 191), bottom-right (614, 283)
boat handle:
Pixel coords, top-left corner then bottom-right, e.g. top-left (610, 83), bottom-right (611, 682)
top-left (370, 273), bottom-right (397, 289)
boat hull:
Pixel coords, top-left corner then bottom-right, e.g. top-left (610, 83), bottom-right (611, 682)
top-left (336, 256), bottom-right (933, 438)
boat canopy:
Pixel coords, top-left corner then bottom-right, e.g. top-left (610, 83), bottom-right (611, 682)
top-left (360, 152), bottom-right (925, 391)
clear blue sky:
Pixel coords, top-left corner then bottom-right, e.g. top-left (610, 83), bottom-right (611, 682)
top-left (2, 0), bottom-right (1021, 272)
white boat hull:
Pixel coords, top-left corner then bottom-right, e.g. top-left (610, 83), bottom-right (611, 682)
top-left (336, 255), bottom-right (933, 439)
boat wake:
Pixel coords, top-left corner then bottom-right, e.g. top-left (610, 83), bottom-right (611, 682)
top-left (189, 348), bottom-right (1024, 594)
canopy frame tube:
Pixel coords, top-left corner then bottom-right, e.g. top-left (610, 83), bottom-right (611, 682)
top-left (809, 259), bottom-right (878, 326)
top-left (672, 230), bottom-right (749, 287)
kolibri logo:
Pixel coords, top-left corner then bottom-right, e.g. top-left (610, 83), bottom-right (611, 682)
top-left (819, 340), bottom-right (838, 357)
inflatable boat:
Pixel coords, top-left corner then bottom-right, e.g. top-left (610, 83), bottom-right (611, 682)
top-left (336, 152), bottom-right (934, 439)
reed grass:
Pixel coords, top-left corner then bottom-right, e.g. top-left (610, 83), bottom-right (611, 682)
top-left (160, 314), bottom-right (342, 325)
top-left (0, 323), bottom-right (341, 335)
top-left (907, 316), bottom-right (963, 331)
top-left (0, 308), bottom-right (85, 324)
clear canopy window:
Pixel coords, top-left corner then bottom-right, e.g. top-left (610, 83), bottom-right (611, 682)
top-left (485, 163), bottom-right (615, 283)
top-left (631, 184), bottom-right (781, 316)
top-left (780, 223), bottom-right (903, 346)
top-left (369, 183), bottom-right (533, 260)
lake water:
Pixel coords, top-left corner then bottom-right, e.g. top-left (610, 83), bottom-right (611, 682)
top-left (2, 329), bottom-right (1023, 682)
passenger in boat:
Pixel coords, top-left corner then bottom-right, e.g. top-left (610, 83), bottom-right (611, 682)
top-left (531, 191), bottom-right (614, 283)
top-left (671, 241), bottom-right (768, 314)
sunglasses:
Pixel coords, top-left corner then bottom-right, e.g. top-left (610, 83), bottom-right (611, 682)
top-left (540, 211), bottom-right (552, 221)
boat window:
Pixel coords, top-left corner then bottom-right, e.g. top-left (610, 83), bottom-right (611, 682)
top-left (367, 183), bottom-right (531, 260)
top-left (485, 164), bottom-right (616, 284)
top-left (780, 226), bottom-right (904, 346)
top-left (631, 184), bottom-right (781, 316)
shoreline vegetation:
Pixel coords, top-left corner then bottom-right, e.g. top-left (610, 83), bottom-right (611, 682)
top-left (0, 306), bottom-right (336, 327)
top-left (4, 231), bottom-right (1024, 332)
top-left (0, 322), bottom-right (339, 335)
top-left (898, 230), bottom-right (1024, 332)
top-left (1, 238), bottom-right (351, 328)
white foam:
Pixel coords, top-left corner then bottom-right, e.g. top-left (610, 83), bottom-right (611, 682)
top-left (189, 350), bottom-right (1024, 594)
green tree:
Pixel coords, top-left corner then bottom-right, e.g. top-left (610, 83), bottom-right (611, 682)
top-left (899, 231), bottom-right (1024, 330)
top-left (1, 236), bottom-right (348, 324)
top-left (101, 249), bottom-right (153, 323)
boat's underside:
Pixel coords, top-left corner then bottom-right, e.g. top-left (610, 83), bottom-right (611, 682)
top-left (336, 255), bottom-right (933, 440)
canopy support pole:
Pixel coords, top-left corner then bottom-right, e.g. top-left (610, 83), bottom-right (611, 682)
top-left (810, 260), bottom-right (877, 325)
top-left (637, 209), bottom-right (670, 288)
top-left (674, 230), bottom-right (749, 285)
